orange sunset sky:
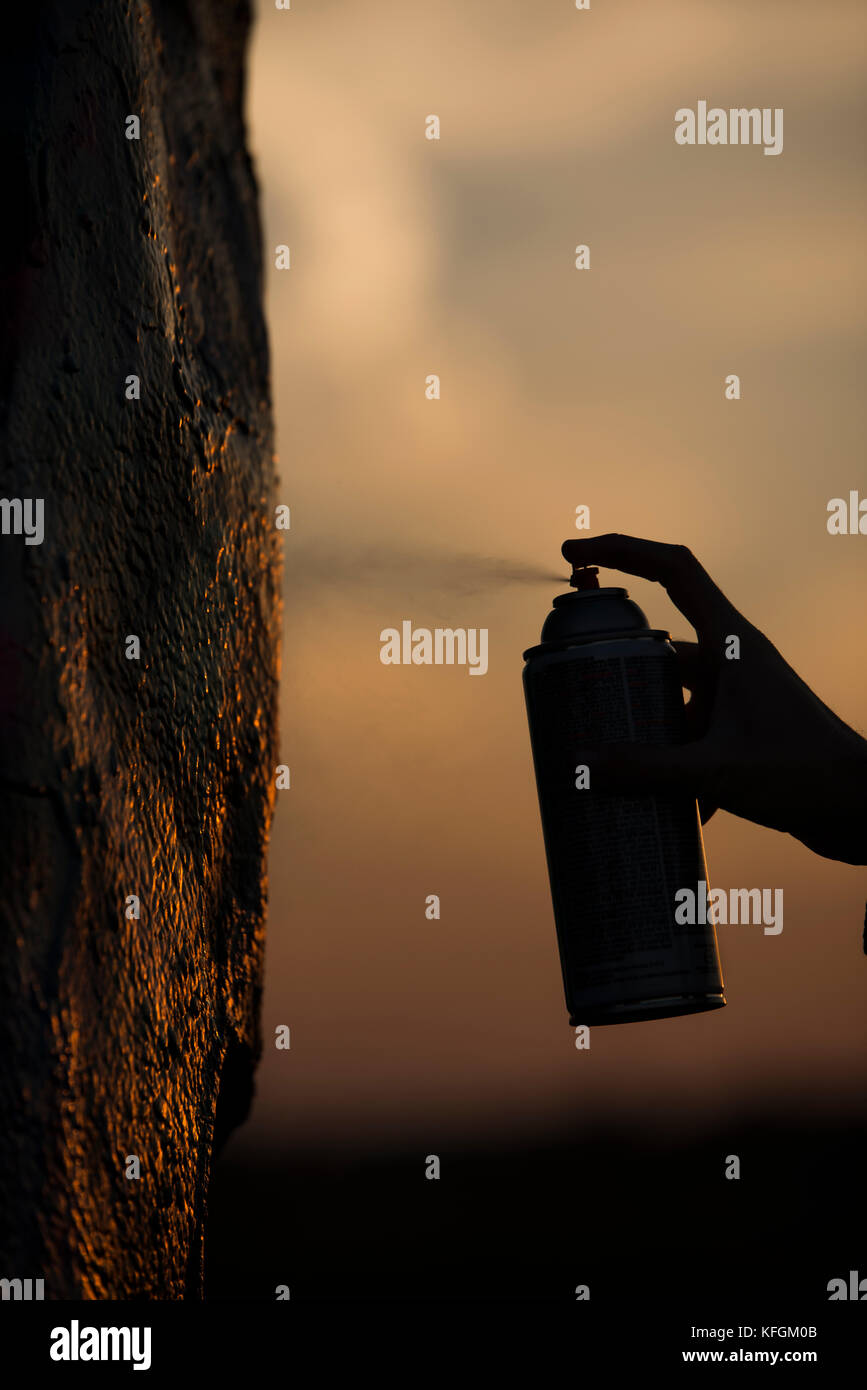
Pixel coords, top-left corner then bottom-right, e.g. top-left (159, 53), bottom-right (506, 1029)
top-left (234, 0), bottom-right (867, 1154)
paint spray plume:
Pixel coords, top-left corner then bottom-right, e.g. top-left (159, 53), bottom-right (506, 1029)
top-left (288, 546), bottom-right (568, 596)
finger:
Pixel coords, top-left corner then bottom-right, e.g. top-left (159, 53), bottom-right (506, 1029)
top-left (671, 639), bottom-right (704, 691)
top-left (682, 693), bottom-right (702, 737)
top-left (562, 534), bottom-right (738, 642)
top-left (576, 738), bottom-right (717, 796)
top-left (672, 638), bottom-right (717, 740)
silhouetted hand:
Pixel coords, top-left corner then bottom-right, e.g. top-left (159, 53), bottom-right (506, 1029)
top-left (561, 534), bottom-right (867, 866)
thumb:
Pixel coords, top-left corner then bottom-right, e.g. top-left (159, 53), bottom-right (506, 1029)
top-left (575, 739), bottom-right (716, 796)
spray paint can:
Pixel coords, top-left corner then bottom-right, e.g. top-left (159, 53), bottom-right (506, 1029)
top-left (522, 565), bottom-right (725, 1026)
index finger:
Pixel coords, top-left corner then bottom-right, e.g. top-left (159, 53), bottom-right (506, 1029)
top-left (561, 533), bottom-right (739, 641)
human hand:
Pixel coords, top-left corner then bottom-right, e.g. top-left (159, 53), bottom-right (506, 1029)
top-left (561, 534), bottom-right (867, 866)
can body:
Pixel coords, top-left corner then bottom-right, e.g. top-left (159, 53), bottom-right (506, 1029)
top-left (523, 588), bottom-right (725, 1025)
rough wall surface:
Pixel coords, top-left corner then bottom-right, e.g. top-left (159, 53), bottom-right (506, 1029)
top-left (0, 0), bottom-right (280, 1298)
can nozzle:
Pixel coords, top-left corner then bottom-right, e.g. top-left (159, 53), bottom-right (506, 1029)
top-left (569, 565), bottom-right (600, 591)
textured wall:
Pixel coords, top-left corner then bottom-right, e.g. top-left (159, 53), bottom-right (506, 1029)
top-left (0, 0), bottom-right (280, 1298)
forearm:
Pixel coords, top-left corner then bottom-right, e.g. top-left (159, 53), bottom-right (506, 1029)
top-left (794, 733), bottom-right (867, 865)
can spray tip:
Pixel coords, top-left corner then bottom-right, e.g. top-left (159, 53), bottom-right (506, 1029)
top-left (569, 565), bottom-right (600, 591)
